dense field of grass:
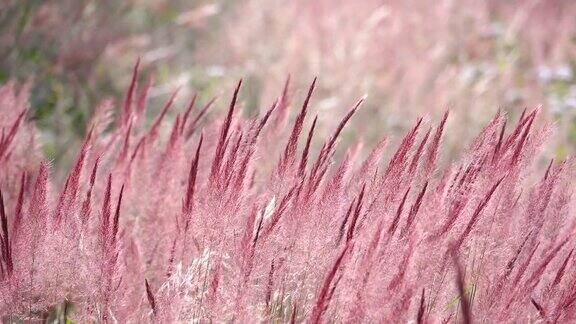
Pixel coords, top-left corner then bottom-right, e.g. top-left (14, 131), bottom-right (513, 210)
top-left (1, 0), bottom-right (576, 322)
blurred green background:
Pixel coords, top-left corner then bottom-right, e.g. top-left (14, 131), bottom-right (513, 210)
top-left (1, 0), bottom-right (238, 169)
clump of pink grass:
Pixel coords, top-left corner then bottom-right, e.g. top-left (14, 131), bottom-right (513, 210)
top-left (0, 63), bottom-right (575, 323)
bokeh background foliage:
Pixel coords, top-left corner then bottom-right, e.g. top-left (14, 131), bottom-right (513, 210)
top-left (0, 0), bottom-right (230, 169)
top-left (1, 0), bottom-right (576, 169)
